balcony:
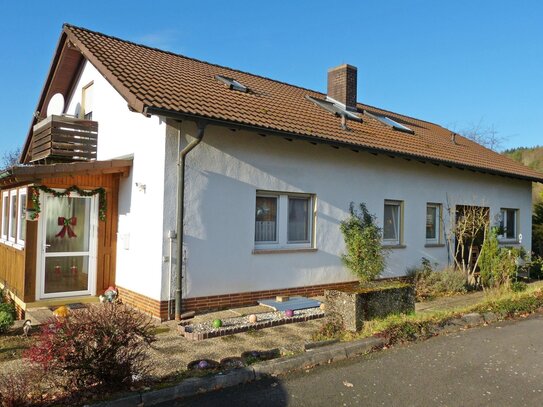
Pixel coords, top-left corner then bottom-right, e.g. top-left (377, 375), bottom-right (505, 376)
top-left (30, 115), bottom-right (98, 163)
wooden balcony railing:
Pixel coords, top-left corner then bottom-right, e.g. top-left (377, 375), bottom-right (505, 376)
top-left (30, 115), bottom-right (98, 163)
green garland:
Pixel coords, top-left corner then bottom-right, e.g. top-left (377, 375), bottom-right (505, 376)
top-left (30, 185), bottom-right (107, 221)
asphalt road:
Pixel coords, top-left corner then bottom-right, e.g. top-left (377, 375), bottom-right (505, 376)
top-left (172, 315), bottom-right (543, 406)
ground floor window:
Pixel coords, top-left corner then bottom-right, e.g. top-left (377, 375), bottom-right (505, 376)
top-left (0, 188), bottom-right (27, 247)
top-left (383, 200), bottom-right (403, 245)
top-left (499, 208), bottom-right (518, 241)
top-left (1, 191), bottom-right (8, 240)
top-left (426, 203), bottom-right (442, 243)
top-left (255, 192), bottom-right (314, 249)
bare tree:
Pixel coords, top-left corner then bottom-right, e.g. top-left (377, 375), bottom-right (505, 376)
top-left (459, 121), bottom-right (506, 151)
top-left (1, 147), bottom-right (21, 169)
top-left (446, 205), bottom-right (490, 286)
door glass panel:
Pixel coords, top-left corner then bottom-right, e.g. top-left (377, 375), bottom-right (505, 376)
top-left (44, 256), bottom-right (89, 294)
top-left (45, 196), bottom-right (91, 253)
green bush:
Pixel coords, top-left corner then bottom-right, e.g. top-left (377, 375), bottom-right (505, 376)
top-left (528, 257), bottom-right (543, 279)
top-left (408, 258), bottom-right (466, 301)
top-left (0, 303), bottom-right (15, 333)
top-left (480, 228), bottom-right (522, 289)
top-left (511, 281), bottom-right (528, 292)
top-left (340, 202), bottom-right (387, 285)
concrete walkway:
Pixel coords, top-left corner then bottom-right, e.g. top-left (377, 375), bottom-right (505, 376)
top-left (415, 290), bottom-right (485, 314)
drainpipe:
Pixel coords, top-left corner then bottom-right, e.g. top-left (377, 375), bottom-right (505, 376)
top-left (175, 121), bottom-right (206, 320)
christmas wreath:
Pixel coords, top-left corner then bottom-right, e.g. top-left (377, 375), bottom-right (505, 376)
top-left (29, 185), bottom-right (106, 221)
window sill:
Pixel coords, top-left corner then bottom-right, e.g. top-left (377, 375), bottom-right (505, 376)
top-left (383, 244), bottom-right (406, 249)
top-left (252, 248), bottom-right (318, 255)
top-left (0, 240), bottom-right (24, 250)
top-left (424, 243), bottom-right (445, 248)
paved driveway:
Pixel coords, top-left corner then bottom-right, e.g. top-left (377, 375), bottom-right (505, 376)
top-left (174, 314), bottom-right (543, 406)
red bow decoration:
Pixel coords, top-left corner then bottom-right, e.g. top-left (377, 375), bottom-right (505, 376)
top-left (56, 217), bottom-right (77, 238)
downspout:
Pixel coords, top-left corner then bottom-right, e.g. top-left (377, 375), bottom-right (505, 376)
top-left (175, 121), bottom-right (206, 320)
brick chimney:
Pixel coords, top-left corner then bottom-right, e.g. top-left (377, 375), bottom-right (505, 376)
top-left (327, 64), bottom-right (357, 111)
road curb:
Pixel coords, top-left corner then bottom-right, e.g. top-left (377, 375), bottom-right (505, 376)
top-left (90, 336), bottom-right (384, 406)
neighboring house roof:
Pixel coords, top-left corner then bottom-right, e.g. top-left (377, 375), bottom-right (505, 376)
top-left (21, 24), bottom-right (543, 183)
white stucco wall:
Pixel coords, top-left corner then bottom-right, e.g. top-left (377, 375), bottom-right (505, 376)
top-left (163, 121), bottom-right (533, 300)
top-left (65, 61), bottom-right (166, 301)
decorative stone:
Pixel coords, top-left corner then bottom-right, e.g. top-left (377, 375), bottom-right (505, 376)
top-left (285, 309), bottom-right (294, 318)
top-left (212, 319), bottom-right (223, 328)
top-left (248, 314), bottom-right (258, 323)
top-left (325, 284), bottom-right (415, 332)
top-left (461, 313), bottom-right (484, 326)
top-left (319, 303), bottom-right (326, 311)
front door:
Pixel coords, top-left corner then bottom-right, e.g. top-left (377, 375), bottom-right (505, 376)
top-left (38, 192), bottom-right (98, 299)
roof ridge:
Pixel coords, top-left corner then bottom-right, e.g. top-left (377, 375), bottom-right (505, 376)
top-left (63, 23), bottom-right (326, 95)
top-left (64, 23), bottom-right (446, 130)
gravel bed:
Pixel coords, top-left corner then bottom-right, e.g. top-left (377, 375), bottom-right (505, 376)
top-left (184, 307), bottom-right (323, 334)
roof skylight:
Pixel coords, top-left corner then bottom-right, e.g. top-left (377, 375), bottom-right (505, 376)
top-left (306, 96), bottom-right (361, 128)
top-left (215, 75), bottom-right (248, 93)
top-left (364, 111), bottom-right (414, 134)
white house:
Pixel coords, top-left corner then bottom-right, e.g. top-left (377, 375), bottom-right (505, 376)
top-left (1, 24), bottom-right (541, 320)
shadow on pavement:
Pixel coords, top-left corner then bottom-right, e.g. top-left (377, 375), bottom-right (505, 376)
top-left (171, 376), bottom-right (288, 407)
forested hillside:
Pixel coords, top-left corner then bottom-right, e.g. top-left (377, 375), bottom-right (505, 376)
top-left (503, 146), bottom-right (543, 203)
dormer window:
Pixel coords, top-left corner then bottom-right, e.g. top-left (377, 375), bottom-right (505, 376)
top-left (306, 95), bottom-right (361, 129)
top-left (364, 111), bottom-right (414, 134)
top-left (215, 75), bottom-right (248, 93)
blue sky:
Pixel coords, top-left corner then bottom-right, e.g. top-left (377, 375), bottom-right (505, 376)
top-left (1, 0), bottom-right (542, 156)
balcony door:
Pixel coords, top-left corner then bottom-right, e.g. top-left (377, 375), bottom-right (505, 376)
top-left (37, 192), bottom-right (98, 299)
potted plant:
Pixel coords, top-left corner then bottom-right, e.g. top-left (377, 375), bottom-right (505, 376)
top-left (324, 202), bottom-right (415, 331)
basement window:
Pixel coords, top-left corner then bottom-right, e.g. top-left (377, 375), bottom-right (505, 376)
top-left (215, 75), bottom-right (249, 93)
top-left (365, 111), bottom-right (414, 134)
top-left (306, 95), bottom-right (361, 123)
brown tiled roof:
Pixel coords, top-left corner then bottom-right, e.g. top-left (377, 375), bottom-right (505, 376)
top-left (40, 24), bottom-right (543, 182)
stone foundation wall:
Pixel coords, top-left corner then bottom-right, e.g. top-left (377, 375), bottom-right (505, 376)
top-left (325, 285), bottom-right (415, 331)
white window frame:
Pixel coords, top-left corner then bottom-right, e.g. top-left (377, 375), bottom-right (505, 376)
top-left (17, 188), bottom-right (27, 246)
top-left (383, 200), bottom-right (403, 246)
top-left (255, 193), bottom-right (280, 245)
top-left (426, 203), bottom-right (442, 244)
top-left (81, 81), bottom-right (94, 120)
top-left (8, 190), bottom-right (17, 243)
top-left (499, 208), bottom-right (518, 242)
top-left (1, 191), bottom-right (8, 241)
top-left (254, 191), bottom-right (315, 250)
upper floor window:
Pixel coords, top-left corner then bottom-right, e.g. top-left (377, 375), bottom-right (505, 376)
top-left (383, 200), bottom-right (403, 246)
top-left (255, 192), bottom-right (314, 250)
top-left (426, 203), bottom-right (442, 244)
top-left (82, 81), bottom-right (94, 120)
top-left (499, 208), bottom-right (518, 241)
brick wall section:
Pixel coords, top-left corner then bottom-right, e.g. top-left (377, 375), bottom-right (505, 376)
top-left (182, 280), bottom-right (361, 313)
top-left (327, 64), bottom-right (357, 110)
top-left (116, 286), bottom-right (170, 321)
top-left (118, 281), bottom-right (361, 320)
